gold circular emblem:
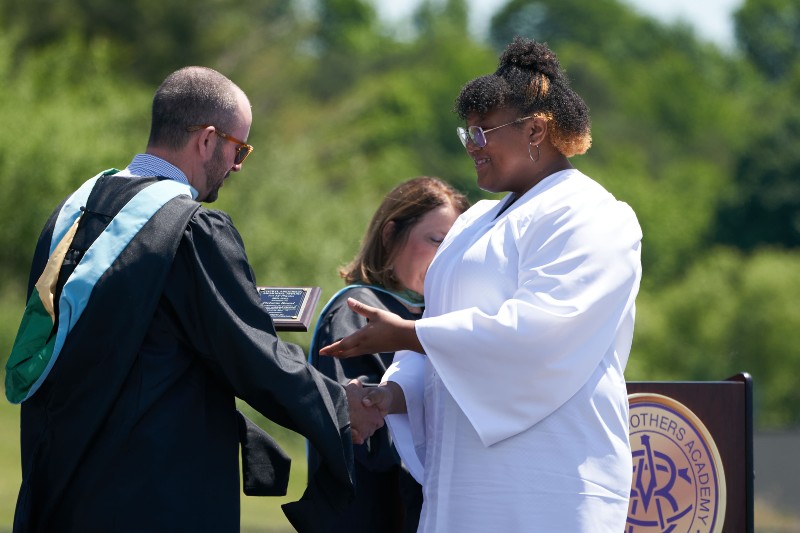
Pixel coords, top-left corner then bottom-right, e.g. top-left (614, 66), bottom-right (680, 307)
top-left (627, 393), bottom-right (726, 533)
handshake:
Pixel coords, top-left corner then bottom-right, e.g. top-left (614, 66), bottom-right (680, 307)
top-left (344, 379), bottom-right (394, 445)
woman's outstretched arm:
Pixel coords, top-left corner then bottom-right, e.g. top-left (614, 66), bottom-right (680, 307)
top-left (318, 298), bottom-right (424, 357)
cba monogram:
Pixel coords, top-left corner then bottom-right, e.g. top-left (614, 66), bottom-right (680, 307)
top-left (626, 393), bottom-right (726, 533)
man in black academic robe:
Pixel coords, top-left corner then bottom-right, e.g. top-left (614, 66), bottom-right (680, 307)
top-left (7, 66), bottom-right (377, 533)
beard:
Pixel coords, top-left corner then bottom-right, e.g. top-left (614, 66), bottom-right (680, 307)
top-left (201, 143), bottom-right (230, 203)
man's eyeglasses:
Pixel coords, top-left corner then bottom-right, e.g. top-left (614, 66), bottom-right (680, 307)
top-left (187, 125), bottom-right (253, 165)
top-left (456, 116), bottom-right (534, 148)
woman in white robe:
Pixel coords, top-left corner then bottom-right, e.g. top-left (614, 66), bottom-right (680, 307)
top-left (320, 37), bottom-right (642, 533)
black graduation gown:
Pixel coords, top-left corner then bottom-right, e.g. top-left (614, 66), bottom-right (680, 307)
top-left (310, 286), bottom-right (423, 533)
top-left (13, 175), bottom-right (354, 533)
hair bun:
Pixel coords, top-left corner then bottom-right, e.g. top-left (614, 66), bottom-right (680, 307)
top-left (498, 37), bottom-right (562, 80)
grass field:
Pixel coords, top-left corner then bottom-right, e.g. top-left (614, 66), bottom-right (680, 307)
top-left (0, 398), bottom-right (20, 532)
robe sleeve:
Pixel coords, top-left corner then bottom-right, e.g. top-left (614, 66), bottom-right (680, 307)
top-left (382, 350), bottom-right (427, 484)
top-left (166, 209), bottom-right (354, 527)
top-left (415, 198), bottom-right (642, 447)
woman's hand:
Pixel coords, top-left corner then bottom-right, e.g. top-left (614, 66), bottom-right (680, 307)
top-left (362, 381), bottom-right (407, 415)
top-left (319, 298), bottom-right (424, 357)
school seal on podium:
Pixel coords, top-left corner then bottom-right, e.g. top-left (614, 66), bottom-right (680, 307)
top-left (626, 393), bottom-right (726, 533)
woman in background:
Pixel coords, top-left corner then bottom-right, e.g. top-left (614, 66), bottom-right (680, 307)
top-left (309, 176), bottom-right (469, 533)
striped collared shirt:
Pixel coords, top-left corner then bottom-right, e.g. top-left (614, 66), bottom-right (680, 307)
top-left (117, 153), bottom-right (199, 200)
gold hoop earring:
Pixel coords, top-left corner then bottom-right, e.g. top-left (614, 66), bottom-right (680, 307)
top-left (528, 143), bottom-right (540, 163)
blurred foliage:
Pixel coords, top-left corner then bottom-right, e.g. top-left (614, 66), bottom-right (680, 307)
top-left (630, 247), bottom-right (800, 426)
top-left (0, 0), bottom-right (299, 85)
top-left (0, 0), bottom-right (800, 528)
top-left (0, 32), bottom-right (152, 290)
top-left (735, 0), bottom-right (800, 81)
top-left (1, 0), bottom-right (800, 526)
top-left (715, 74), bottom-right (800, 249)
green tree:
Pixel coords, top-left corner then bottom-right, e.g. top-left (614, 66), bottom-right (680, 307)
top-left (715, 85), bottom-right (800, 249)
top-left (490, 1), bottom-right (753, 286)
top-left (0, 0), bottom-right (298, 84)
top-left (303, 0), bottom-right (386, 99)
top-left (734, 0), bottom-right (800, 81)
top-left (413, 0), bottom-right (469, 37)
top-left (0, 33), bottom-right (151, 289)
top-left (728, 0), bottom-right (800, 254)
top-left (630, 247), bottom-right (800, 428)
top-left (489, 0), bottom-right (650, 53)
top-left (628, 248), bottom-right (745, 382)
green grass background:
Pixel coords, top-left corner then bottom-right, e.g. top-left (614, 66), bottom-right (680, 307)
top-left (0, 399), bottom-right (19, 532)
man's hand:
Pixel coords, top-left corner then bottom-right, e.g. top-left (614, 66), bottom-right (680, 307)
top-left (319, 298), bottom-right (424, 358)
top-left (345, 379), bottom-right (385, 444)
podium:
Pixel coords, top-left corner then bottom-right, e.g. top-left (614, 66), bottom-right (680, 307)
top-left (626, 373), bottom-right (754, 533)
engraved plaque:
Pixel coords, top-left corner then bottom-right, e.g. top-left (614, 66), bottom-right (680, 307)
top-left (257, 286), bottom-right (321, 332)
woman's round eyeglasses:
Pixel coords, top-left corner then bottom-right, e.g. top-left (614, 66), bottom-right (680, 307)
top-left (456, 116), bottom-right (533, 148)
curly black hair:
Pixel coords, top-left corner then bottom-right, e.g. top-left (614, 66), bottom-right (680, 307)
top-left (454, 37), bottom-right (591, 157)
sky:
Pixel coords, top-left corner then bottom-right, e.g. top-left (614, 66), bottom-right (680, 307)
top-left (377, 0), bottom-right (745, 49)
